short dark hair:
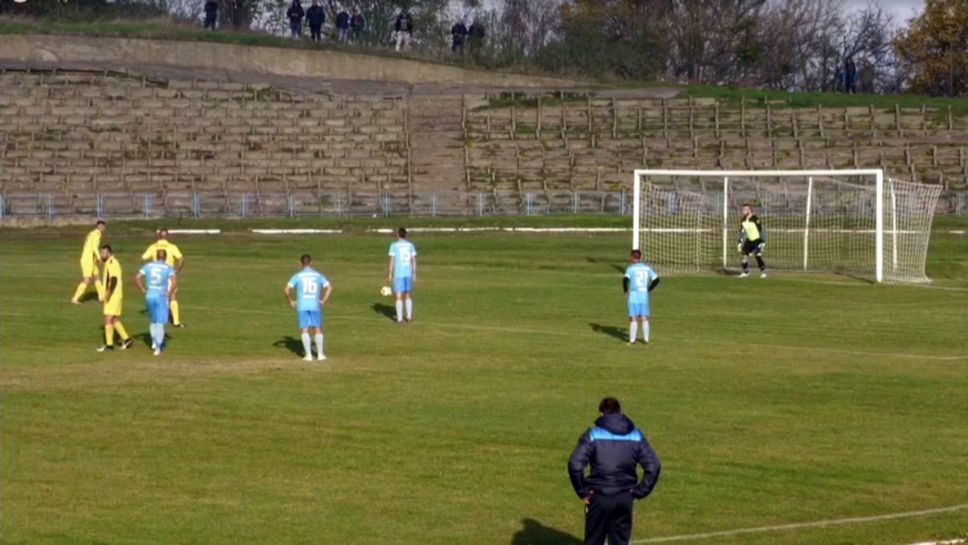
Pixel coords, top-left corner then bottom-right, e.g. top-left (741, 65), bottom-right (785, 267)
top-left (95, 220), bottom-right (105, 227)
top-left (630, 249), bottom-right (642, 260)
top-left (397, 227), bottom-right (407, 238)
top-left (742, 203), bottom-right (754, 209)
top-left (301, 254), bottom-right (312, 266)
top-left (100, 244), bottom-right (112, 253)
top-left (599, 397), bottom-right (621, 415)
top-left (158, 228), bottom-right (169, 235)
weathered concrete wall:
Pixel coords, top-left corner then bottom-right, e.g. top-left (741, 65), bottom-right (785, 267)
top-left (1, 69), bottom-right (964, 217)
top-left (0, 70), bottom-right (410, 216)
top-left (463, 96), bottom-right (968, 211)
top-left (0, 34), bottom-right (575, 89)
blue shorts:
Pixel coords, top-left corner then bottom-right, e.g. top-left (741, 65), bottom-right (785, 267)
top-left (393, 276), bottom-right (413, 294)
top-left (146, 297), bottom-right (169, 324)
top-left (628, 301), bottom-right (650, 318)
top-left (298, 310), bottom-right (322, 329)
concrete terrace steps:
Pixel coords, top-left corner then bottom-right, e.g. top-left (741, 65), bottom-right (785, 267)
top-left (407, 95), bottom-right (467, 193)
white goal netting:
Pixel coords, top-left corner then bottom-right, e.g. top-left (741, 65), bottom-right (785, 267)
top-left (633, 170), bottom-right (942, 283)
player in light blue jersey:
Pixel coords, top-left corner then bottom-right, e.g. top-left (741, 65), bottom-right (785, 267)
top-left (284, 254), bottom-right (333, 361)
top-left (387, 227), bottom-right (417, 323)
top-left (135, 249), bottom-right (178, 356)
top-left (623, 249), bottom-right (660, 345)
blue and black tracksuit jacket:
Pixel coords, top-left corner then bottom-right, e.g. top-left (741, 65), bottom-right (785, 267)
top-left (568, 413), bottom-right (661, 499)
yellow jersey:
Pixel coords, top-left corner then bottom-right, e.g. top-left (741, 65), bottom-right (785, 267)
top-left (142, 240), bottom-right (183, 267)
top-left (81, 228), bottom-right (101, 263)
top-left (103, 256), bottom-right (123, 301)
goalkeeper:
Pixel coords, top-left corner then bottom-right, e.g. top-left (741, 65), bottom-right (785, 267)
top-left (738, 203), bottom-right (767, 278)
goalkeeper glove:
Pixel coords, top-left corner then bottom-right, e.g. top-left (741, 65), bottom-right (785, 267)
top-left (737, 243), bottom-right (743, 254)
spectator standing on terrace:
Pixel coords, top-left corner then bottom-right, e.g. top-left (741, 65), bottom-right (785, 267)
top-left (844, 56), bottom-right (857, 94)
top-left (394, 10), bottom-right (413, 52)
top-left (451, 20), bottom-right (468, 56)
top-left (468, 19), bottom-right (485, 59)
top-left (287, 0), bottom-right (305, 38)
top-left (203, 0), bottom-right (218, 30)
top-left (336, 6), bottom-right (350, 43)
top-left (350, 8), bottom-right (365, 42)
top-left (306, 0), bottom-right (326, 43)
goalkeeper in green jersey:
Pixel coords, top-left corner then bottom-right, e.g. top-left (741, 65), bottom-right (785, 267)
top-left (738, 203), bottom-right (768, 278)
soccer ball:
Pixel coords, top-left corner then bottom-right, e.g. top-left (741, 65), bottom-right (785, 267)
top-left (380, 286), bottom-right (392, 297)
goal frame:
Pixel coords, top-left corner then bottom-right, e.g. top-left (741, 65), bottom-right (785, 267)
top-left (632, 169), bottom-right (886, 282)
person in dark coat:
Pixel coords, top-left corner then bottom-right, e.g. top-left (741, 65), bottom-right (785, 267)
top-left (394, 10), bottom-right (413, 51)
top-left (451, 20), bottom-right (468, 56)
top-left (287, 0), bottom-right (305, 38)
top-left (305, 0), bottom-right (325, 43)
top-left (468, 19), bottom-right (485, 59)
top-left (350, 8), bottom-right (365, 43)
top-left (844, 56), bottom-right (857, 94)
top-left (336, 6), bottom-right (350, 43)
top-left (203, 0), bottom-right (218, 30)
top-left (568, 397), bottom-right (661, 545)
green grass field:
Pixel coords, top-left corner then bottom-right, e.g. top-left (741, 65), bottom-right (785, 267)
top-left (2, 219), bottom-right (966, 545)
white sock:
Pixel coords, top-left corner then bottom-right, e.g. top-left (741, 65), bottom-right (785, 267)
top-left (156, 324), bottom-right (165, 347)
top-left (405, 298), bottom-right (413, 320)
top-left (301, 332), bottom-right (312, 356)
top-left (629, 321), bottom-right (638, 342)
top-left (644, 321), bottom-right (651, 342)
top-left (395, 300), bottom-right (403, 322)
top-left (150, 324), bottom-right (158, 346)
top-left (315, 333), bottom-right (324, 356)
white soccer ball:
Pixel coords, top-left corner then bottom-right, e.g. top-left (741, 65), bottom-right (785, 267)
top-left (380, 286), bottom-right (392, 297)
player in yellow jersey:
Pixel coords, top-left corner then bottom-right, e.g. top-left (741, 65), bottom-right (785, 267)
top-left (71, 220), bottom-right (106, 304)
top-left (141, 228), bottom-right (186, 327)
top-left (96, 245), bottom-right (133, 352)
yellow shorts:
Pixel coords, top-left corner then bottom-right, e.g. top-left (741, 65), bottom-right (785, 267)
top-left (103, 296), bottom-right (123, 317)
top-left (81, 259), bottom-right (100, 278)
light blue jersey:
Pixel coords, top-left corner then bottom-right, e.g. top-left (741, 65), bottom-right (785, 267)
top-left (389, 240), bottom-right (417, 278)
top-left (140, 262), bottom-right (176, 299)
top-left (625, 263), bottom-right (658, 317)
top-left (140, 261), bottom-right (175, 326)
top-left (288, 268), bottom-right (330, 313)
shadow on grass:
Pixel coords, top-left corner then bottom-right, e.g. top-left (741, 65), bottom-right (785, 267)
top-left (589, 323), bottom-right (627, 342)
top-left (371, 303), bottom-right (396, 321)
top-left (134, 331), bottom-right (172, 348)
top-left (510, 518), bottom-right (581, 545)
top-left (77, 291), bottom-right (100, 303)
top-left (273, 336), bottom-right (303, 356)
top-left (586, 256), bottom-right (626, 273)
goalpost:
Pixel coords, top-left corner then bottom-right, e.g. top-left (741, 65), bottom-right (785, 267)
top-left (632, 169), bottom-right (943, 283)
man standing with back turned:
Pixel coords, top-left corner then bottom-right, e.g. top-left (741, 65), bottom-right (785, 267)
top-left (387, 227), bottom-right (417, 323)
top-left (136, 249), bottom-right (177, 356)
top-left (141, 228), bottom-right (186, 327)
top-left (624, 249), bottom-right (659, 345)
top-left (569, 397), bottom-right (661, 545)
top-left (285, 254), bottom-right (333, 361)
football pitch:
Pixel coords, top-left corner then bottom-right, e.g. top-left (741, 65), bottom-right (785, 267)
top-left (2, 218), bottom-right (966, 545)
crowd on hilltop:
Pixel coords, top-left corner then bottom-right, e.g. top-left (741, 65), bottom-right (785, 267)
top-left (202, 0), bottom-right (486, 57)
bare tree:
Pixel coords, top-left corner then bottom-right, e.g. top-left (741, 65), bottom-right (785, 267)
top-left (667, 0), bottom-right (767, 83)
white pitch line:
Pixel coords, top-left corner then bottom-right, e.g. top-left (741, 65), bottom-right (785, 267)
top-left (167, 229), bottom-right (221, 234)
top-left (250, 229), bottom-right (343, 234)
top-left (633, 503), bottom-right (968, 544)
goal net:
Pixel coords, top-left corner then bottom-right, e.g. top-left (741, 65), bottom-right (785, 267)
top-left (632, 169), bottom-right (943, 283)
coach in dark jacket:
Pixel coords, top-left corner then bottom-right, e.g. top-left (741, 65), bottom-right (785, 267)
top-left (568, 397), bottom-right (661, 545)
